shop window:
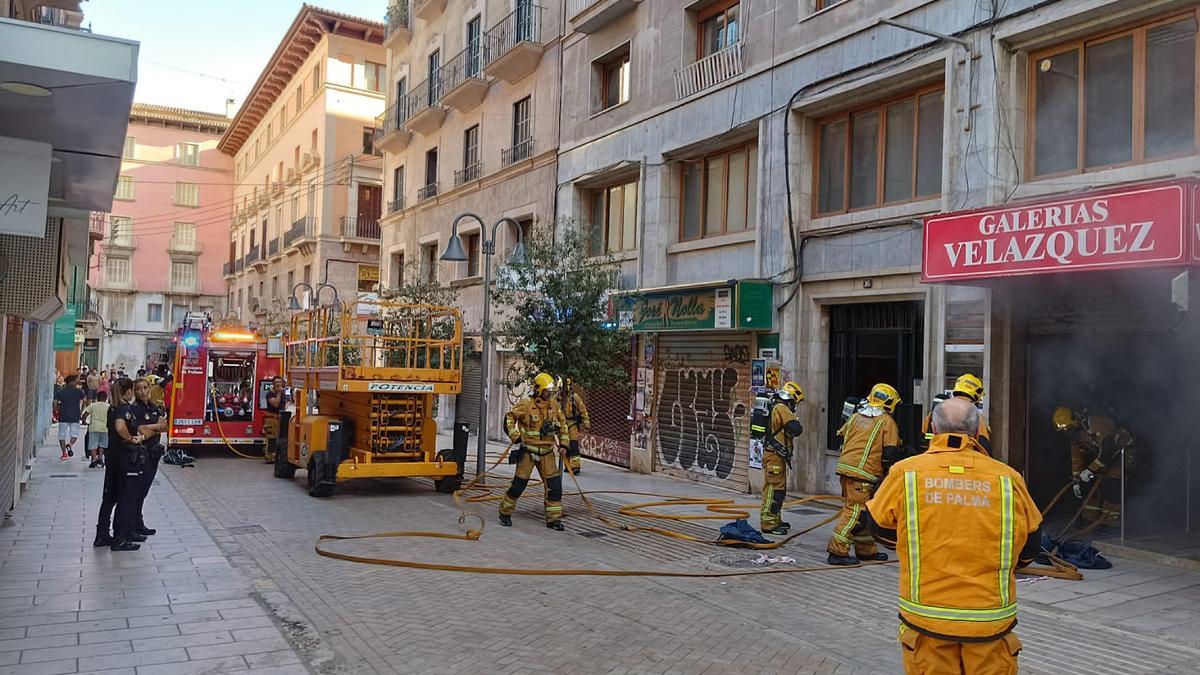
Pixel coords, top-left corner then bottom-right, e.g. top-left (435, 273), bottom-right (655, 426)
top-left (815, 86), bottom-right (944, 215)
top-left (698, 0), bottom-right (740, 59)
top-left (1031, 11), bottom-right (1199, 178)
top-left (680, 142), bottom-right (758, 241)
top-left (589, 180), bottom-right (638, 256)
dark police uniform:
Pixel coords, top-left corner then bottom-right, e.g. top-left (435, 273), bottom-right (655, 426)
top-left (130, 400), bottom-right (165, 533)
top-left (113, 401), bottom-right (163, 542)
top-left (96, 400), bottom-right (132, 545)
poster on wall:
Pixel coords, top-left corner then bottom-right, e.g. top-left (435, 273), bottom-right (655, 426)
top-left (751, 359), bottom-right (766, 388)
top-left (765, 363), bottom-right (781, 390)
top-left (749, 439), bottom-right (764, 470)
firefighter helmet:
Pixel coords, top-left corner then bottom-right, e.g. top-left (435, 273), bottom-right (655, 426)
top-left (1052, 406), bottom-right (1079, 431)
top-left (532, 372), bottom-right (555, 396)
top-left (953, 373), bottom-right (985, 403)
top-left (777, 381), bottom-right (805, 402)
top-left (866, 383), bottom-right (901, 414)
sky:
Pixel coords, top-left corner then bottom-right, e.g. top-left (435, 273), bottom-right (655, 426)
top-left (85, 0), bottom-right (386, 115)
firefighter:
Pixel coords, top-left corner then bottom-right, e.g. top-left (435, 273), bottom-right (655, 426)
top-left (561, 377), bottom-right (590, 476)
top-left (827, 383), bottom-right (902, 566)
top-left (1054, 406), bottom-right (1131, 535)
top-left (499, 372), bottom-right (570, 530)
top-left (759, 381), bottom-right (805, 535)
top-left (264, 376), bottom-right (288, 463)
top-left (920, 373), bottom-right (992, 454)
top-left (867, 397), bottom-right (1042, 674)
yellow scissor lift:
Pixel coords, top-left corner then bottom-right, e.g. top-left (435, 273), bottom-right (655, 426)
top-left (272, 300), bottom-right (465, 497)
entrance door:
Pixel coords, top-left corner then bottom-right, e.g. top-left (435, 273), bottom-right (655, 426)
top-left (827, 301), bottom-right (925, 450)
top-left (357, 184), bottom-right (381, 235)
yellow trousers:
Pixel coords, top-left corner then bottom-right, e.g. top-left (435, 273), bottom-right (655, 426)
top-left (760, 452), bottom-right (788, 530)
top-left (499, 449), bottom-right (563, 523)
top-left (827, 476), bottom-right (878, 557)
top-left (899, 625), bottom-right (1021, 674)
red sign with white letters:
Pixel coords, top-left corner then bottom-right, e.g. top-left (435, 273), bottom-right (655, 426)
top-left (922, 181), bottom-right (1194, 282)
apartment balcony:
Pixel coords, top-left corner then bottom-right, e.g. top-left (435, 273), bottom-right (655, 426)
top-left (223, 261), bottom-right (234, 278)
top-left (286, 167), bottom-right (299, 185)
top-left (270, 181), bottom-right (285, 198)
top-left (388, 197), bottom-right (405, 214)
top-left (403, 78), bottom-right (447, 136)
top-left (412, 0), bottom-right (445, 22)
top-left (454, 162), bottom-right (482, 187)
top-left (501, 137), bottom-right (535, 168)
top-left (34, 6), bottom-right (89, 31)
top-left (167, 236), bottom-right (200, 256)
top-left (102, 234), bottom-right (136, 251)
top-left (375, 102), bottom-right (412, 154)
top-left (483, 5), bottom-right (545, 84)
top-left (169, 279), bottom-right (199, 295)
top-left (340, 216), bottom-right (381, 240)
top-left (417, 182), bottom-right (439, 202)
top-left (234, 257), bottom-right (245, 273)
top-left (303, 151), bottom-right (321, 172)
top-left (88, 213), bottom-right (105, 241)
top-left (285, 216), bottom-right (316, 247)
top-left (268, 237), bottom-right (280, 258)
top-left (255, 191), bottom-right (270, 208)
top-left (439, 45), bottom-right (489, 113)
top-left (383, 1), bottom-right (412, 52)
top-left (568, 0), bottom-right (641, 34)
top-left (674, 41), bottom-right (743, 100)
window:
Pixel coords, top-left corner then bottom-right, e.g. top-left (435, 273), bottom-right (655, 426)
top-left (463, 125), bottom-right (480, 172)
top-left (106, 257), bottom-right (130, 286)
top-left (428, 50), bottom-right (442, 101)
top-left (172, 221), bottom-right (196, 248)
top-left (109, 216), bottom-right (132, 245)
top-left (115, 175), bottom-right (134, 201)
top-left (816, 0), bottom-right (847, 9)
top-left (1030, 12), bottom-right (1199, 177)
top-left (681, 143), bottom-right (758, 240)
top-left (292, 88), bottom-right (302, 116)
top-left (600, 51), bottom-right (631, 110)
top-left (255, 138), bottom-right (261, 161)
top-left (312, 63), bottom-right (322, 91)
top-left (815, 87), bottom-right (944, 214)
top-left (365, 61), bottom-right (386, 93)
top-left (362, 127), bottom-right (376, 155)
top-left (277, 161), bottom-right (285, 181)
top-left (513, 96), bottom-right (532, 147)
top-left (393, 166), bottom-right (405, 202)
top-left (589, 180), bottom-right (638, 256)
top-left (466, 16), bottom-right (483, 76)
top-left (425, 149), bottom-right (439, 187)
top-left (147, 303), bottom-right (163, 323)
top-left (175, 182), bottom-right (199, 207)
top-left (266, 122), bottom-right (273, 144)
top-left (287, 270), bottom-right (295, 295)
top-left (272, 276), bottom-right (279, 298)
top-left (250, 227), bottom-right (258, 250)
top-left (698, 1), bottom-right (740, 59)
top-left (465, 232), bottom-right (481, 277)
top-left (177, 142), bottom-right (200, 166)
top-left (122, 136), bottom-right (136, 159)
top-left (422, 243), bottom-right (438, 283)
top-left (303, 264), bottom-right (311, 285)
top-left (392, 252), bottom-right (405, 287)
top-left (170, 304), bottom-right (189, 326)
top-left (311, 128), bottom-right (319, 150)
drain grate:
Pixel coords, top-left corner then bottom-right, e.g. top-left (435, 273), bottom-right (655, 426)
top-left (576, 530), bottom-right (608, 539)
top-left (228, 525), bottom-right (266, 535)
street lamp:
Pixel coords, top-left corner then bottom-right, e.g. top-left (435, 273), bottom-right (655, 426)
top-left (289, 282), bottom-right (341, 311)
top-left (441, 213), bottom-right (527, 477)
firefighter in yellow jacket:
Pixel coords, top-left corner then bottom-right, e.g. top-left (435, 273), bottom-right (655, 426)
top-left (920, 373), bottom-right (992, 454)
top-left (827, 383), bottom-right (902, 566)
top-left (759, 382), bottom-right (805, 535)
top-left (561, 377), bottom-right (590, 476)
top-left (499, 372), bottom-right (570, 530)
top-left (867, 397), bottom-right (1042, 674)
top-left (1054, 406), bottom-right (1131, 535)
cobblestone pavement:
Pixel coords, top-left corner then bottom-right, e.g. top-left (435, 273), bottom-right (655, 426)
top-left (7, 432), bottom-right (1200, 674)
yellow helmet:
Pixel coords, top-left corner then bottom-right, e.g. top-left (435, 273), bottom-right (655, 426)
top-left (778, 381), bottom-right (805, 402)
top-left (532, 372), bottom-right (555, 396)
top-left (866, 383), bottom-right (901, 414)
top-left (953, 373), bottom-right (985, 403)
top-left (1052, 406), bottom-right (1078, 431)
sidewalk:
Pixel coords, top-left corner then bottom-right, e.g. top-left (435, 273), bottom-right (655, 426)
top-left (0, 432), bottom-right (310, 675)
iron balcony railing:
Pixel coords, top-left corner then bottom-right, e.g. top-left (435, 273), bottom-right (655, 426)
top-left (388, 197), bottom-right (405, 214)
top-left (484, 4), bottom-right (543, 67)
top-left (340, 216), bottom-right (381, 239)
top-left (285, 216), bottom-right (316, 246)
top-left (268, 237), bottom-right (280, 256)
top-left (36, 6), bottom-right (90, 31)
top-left (501, 137), bottom-right (534, 167)
top-left (417, 183), bottom-right (439, 201)
top-left (88, 213), bottom-right (106, 238)
top-left (223, 261), bottom-right (234, 276)
top-left (404, 75), bottom-right (443, 122)
top-left (106, 233), bottom-right (136, 249)
top-left (376, 98), bottom-right (409, 135)
top-left (385, 1), bottom-right (410, 38)
top-left (246, 247), bottom-right (261, 264)
top-left (439, 41), bottom-right (486, 94)
top-left (170, 279), bottom-right (198, 294)
top-left (674, 41), bottom-right (744, 100)
top-left (168, 236), bottom-right (200, 253)
top-left (567, 0), bottom-right (601, 17)
top-left (234, 257), bottom-right (245, 273)
top-left (454, 162), bottom-right (482, 186)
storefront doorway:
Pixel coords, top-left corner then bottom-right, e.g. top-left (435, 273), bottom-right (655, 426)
top-left (827, 301), bottom-right (925, 449)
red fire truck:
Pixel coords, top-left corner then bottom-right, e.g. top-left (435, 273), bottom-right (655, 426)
top-left (166, 313), bottom-right (284, 452)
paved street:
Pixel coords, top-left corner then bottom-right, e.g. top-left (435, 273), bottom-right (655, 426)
top-left (5, 432), bottom-right (1200, 674)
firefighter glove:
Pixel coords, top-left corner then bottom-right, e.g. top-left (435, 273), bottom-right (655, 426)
top-left (539, 421), bottom-right (560, 437)
top-left (1072, 481), bottom-right (1084, 499)
top-left (1078, 468), bottom-right (1095, 484)
top-left (509, 445), bottom-right (526, 465)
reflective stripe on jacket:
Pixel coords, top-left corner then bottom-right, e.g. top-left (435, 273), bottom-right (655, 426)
top-left (867, 434), bottom-right (1041, 639)
top-left (835, 411), bottom-right (899, 482)
top-left (504, 397), bottom-right (569, 452)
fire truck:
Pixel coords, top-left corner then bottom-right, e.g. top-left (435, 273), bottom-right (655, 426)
top-left (166, 313), bottom-right (284, 452)
top-left (275, 299), bottom-right (465, 497)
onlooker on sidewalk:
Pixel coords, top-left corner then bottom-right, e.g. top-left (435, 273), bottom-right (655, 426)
top-left (84, 366), bottom-right (100, 399)
top-left (82, 390), bottom-right (111, 468)
top-left (54, 374), bottom-right (87, 460)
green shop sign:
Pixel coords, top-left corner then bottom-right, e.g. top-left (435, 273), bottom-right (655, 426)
top-left (53, 305), bottom-right (77, 352)
top-left (616, 280), bottom-right (773, 332)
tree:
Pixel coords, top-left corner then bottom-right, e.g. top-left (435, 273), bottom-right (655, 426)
top-left (492, 220), bottom-right (631, 392)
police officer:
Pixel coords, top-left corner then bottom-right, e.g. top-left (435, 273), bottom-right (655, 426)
top-left (94, 378), bottom-right (133, 548)
top-left (499, 372), bottom-right (570, 530)
top-left (921, 374), bottom-right (992, 454)
top-left (1054, 406), bottom-right (1131, 536)
top-left (107, 378), bottom-right (144, 551)
top-left (561, 377), bottom-right (590, 476)
top-left (128, 377), bottom-right (168, 537)
top-left (759, 382), bottom-right (804, 536)
top-left (827, 383), bottom-right (902, 566)
top-left (868, 397), bottom-right (1042, 674)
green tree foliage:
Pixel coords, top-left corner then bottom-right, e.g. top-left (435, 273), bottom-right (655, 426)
top-left (492, 220), bottom-right (631, 391)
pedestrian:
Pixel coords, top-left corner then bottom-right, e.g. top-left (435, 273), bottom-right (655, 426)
top-left (826, 383), bottom-right (902, 565)
top-left (758, 381), bottom-right (805, 536)
top-left (561, 377), bottom-right (590, 476)
top-left (85, 367), bottom-right (100, 400)
top-left (53, 374), bottom-right (87, 460)
top-left (867, 397), bottom-right (1041, 674)
top-left (81, 391), bottom-right (111, 468)
top-left (95, 378), bottom-right (135, 549)
top-left (97, 370), bottom-right (110, 398)
top-left (498, 372), bottom-right (569, 530)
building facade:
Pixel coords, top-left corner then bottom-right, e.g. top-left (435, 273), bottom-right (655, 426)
top-left (0, 0), bottom-right (137, 511)
top-left (559, 0), bottom-right (1200, 558)
top-left (220, 6), bottom-right (386, 329)
top-left (89, 104), bottom-right (232, 371)
top-left (377, 0), bottom-right (563, 437)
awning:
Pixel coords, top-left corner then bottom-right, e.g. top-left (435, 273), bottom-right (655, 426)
top-left (922, 179), bottom-right (1199, 283)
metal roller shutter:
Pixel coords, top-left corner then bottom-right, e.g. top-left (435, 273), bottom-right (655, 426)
top-left (578, 384), bottom-right (632, 468)
top-left (0, 318), bottom-right (20, 512)
top-left (22, 323), bottom-right (36, 476)
top-left (456, 353), bottom-right (482, 432)
top-left (653, 333), bottom-right (752, 492)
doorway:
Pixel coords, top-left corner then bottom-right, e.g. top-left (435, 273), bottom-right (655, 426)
top-left (827, 301), bottom-right (925, 450)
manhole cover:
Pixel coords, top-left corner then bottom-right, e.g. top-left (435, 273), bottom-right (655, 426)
top-left (708, 552), bottom-right (765, 569)
top-left (228, 525), bottom-right (266, 535)
top-left (576, 530), bottom-right (608, 539)
top-left (787, 507), bottom-right (825, 515)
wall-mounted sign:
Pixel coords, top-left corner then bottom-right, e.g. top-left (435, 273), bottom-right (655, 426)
top-left (52, 305), bottom-right (76, 351)
top-left (616, 280), bottom-right (774, 332)
top-left (358, 265), bottom-right (380, 282)
top-left (0, 136), bottom-right (51, 237)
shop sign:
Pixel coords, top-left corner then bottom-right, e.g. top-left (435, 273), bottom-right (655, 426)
top-left (52, 305), bottom-right (76, 351)
top-left (617, 280), bottom-right (775, 332)
top-left (0, 136), bottom-right (51, 237)
top-left (358, 265), bottom-right (380, 282)
top-left (923, 181), bottom-right (1192, 282)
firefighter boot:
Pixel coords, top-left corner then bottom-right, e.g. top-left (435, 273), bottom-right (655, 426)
top-left (859, 552), bottom-right (889, 561)
top-left (827, 553), bottom-right (858, 566)
top-left (546, 521), bottom-right (565, 531)
top-left (499, 514), bottom-right (513, 527)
